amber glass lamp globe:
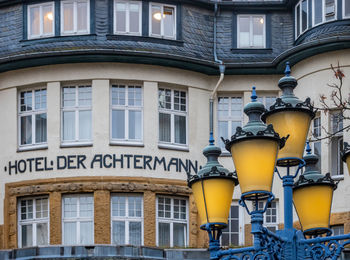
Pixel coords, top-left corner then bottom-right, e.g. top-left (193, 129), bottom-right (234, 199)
top-left (293, 144), bottom-right (337, 235)
top-left (223, 87), bottom-right (286, 199)
top-left (262, 63), bottom-right (315, 166)
top-left (188, 144), bottom-right (238, 229)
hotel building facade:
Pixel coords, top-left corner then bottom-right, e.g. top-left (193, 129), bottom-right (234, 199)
top-left (0, 0), bottom-right (349, 258)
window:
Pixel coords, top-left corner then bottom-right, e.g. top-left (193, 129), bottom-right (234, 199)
top-left (217, 96), bottom-right (243, 151)
top-left (18, 197), bottom-right (49, 248)
top-left (62, 194), bottom-right (94, 245)
top-left (150, 3), bottom-right (176, 39)
top-left (111, 194), bottom-right (143, 245)
top-left (222, 204), bottom-right (241, 247)
top-left (18, 88), bottom-right (47, 148)
top-left (158, 88), bottom-right (187, 146)
top-left (312, 116), bottom-right (321, 170)
top-left (313, 0), bottom-right (336, 26)
top-left (157, 196), bottom-right (188, 247)
top-left (111, 85), bottom-right (143, 143)
top-left (331, 225), bottom-right (344, 236)
top-left (256, 201), bottom-right (278, 231)
top-left (344, 0), bottom-right (350, 18)
top-left (62, 85), bottom-right (92, 144)
top-left (331, 112), bottom-right (343, 176)
top-left (257, 95), bottom-right (277, 110)
top-left (28, 2), bottom-right (54, 39)
top-left (114, 1), bottom-right (141, 35)
top-left (237, 15), bottom-right (265, 48)
top-left (295, 0), bottom-right (308, 38)
top-left (61, 0), bottom-right (90, 35)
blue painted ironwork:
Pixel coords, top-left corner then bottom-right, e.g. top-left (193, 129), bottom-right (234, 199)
top-left (204, 154), bottom-right (350, 259)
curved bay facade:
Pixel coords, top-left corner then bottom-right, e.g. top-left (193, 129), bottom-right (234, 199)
top-left (0, 0), bottom-right (350, 259)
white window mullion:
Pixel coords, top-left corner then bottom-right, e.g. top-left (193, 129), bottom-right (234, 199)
top-left (74, 2), bottom-right (78, 33)
top-left (126, 3), bottom-right (130, 33)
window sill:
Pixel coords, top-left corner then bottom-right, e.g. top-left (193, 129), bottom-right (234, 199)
top-left (220, 151), bottom-right (231, 157)
top-left (331, 175), bottom-right (344, 181)
top-left (106, 34), bottom-right (184, 47)
top-left (60, 142), bottom-right (93, 148)
top-left (158, 143), bottom-right (189, 152)
top-left (231, 48), bottom-right (273, 54)
top-left (17, 144), bottom-right (48, 152)
top-left (20, 34), bottom-right (97, 46)
top-left (110, 141), bottom-right (144, 147)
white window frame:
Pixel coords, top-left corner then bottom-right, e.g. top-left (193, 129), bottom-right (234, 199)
top-left (312, 0), bottom-right (337, 27)
top-left (256, 201), bottom-right (279, 231)
top-left (18, 88), bottom-right (48, 150)
top-left (28, 2), bottom-right (55, 39)
top-left (61, 0), bottom-right (90, 35)
top-left (311, 115), bottom-right (322, 170)
top-left (110, 194), bottom-right (144, 245)
top-left (18, 196), bottom-right (49, 248)
top-left (62, 194), bottom-right (94, 245)
top-left (114, 0), bottom-right (142, 35)
top-left (221, 202), bottom-right (244, 247)
top-left (61, 85), bottom-right (92, 145)
top-left (156, 196), bottom-right (189, 247)
top-left (110, 84), bottom-right (143, 145)
top-left (343, 0), bottom-right (350, 18)
top-left (158, 88), bottom-right (188, 148)
top-left (330, 111), bottom-right (344, 177)
top-left (257, 94), bottom-right (277, 110)
top-left (237, 14), bottom-right (266, 49)
top-left (295, 0), bottom-right (309, 38)
top-left (217, 95), bottom-right (243, 152)
top-left (149, 2), bottom-right (176, 39)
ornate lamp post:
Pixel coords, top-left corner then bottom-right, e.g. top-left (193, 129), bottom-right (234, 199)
top-left (187, 63), bottom-right (350, 260)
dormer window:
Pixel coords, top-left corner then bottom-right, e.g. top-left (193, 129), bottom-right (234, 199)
top-left (114, 0), bottom-right (142, 35)
top-left (150, 3), bottom-right (176, 39)
top-left (237, 15), bottom-right (265, 48)
top-left (295, 0), bottom-right (308, 38)
top-left (313, 0), bottom-right (336, 26)
top-left (28, 2), bottom-right (54, 39)
top-left (61, 0), bottom-right (90, 35)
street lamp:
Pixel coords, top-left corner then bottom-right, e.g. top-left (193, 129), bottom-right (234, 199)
top-left (293, 142), bottom-right (337, 236)
top-left (187, 63), bottom-right (350, 260)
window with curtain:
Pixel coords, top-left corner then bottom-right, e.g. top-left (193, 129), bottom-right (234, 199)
top-left (217, 96), bottom-right (243, 151)
top-left (158, 88), bottom-right (187, 146)
top-left (157, 197), bottom-right (188, 247)
top-left (150, 3), bottom-right (176, 39)
top-left (114, 0), bottom-right (141, 35)
top-left (111, 194), bottom-right (143, 245)
top-left (28, 2), bottom-right (54, 39)
top-left (237, 15), bottom-right (265, 48)
top-left (313, 0), bottom-right (336, 26)
top-left (19, 88), bottom-right (47, 148)
top-left (111, 85), bottom-right (143, 143)
top-left (344, 0), bottom-right (350, 17)
top-left (61, 0), bottom-right (89, 35)
top-left (295, 0), bottom-right (308, 38)
top-left (62, 85), bottom-right (92, 144)
top-left (62, 194), bottom-right (94, 245)
top-left (222, 204), bottom-right (240, 246)
top-left (331, 111), bottom-right (343, 176)
top-left (18, 197), bottom-right (49, 248)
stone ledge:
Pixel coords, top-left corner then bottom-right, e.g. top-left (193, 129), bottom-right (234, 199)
top-left (0, 246), bottom-right (209, 259)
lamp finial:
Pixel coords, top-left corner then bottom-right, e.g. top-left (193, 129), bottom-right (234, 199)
top-left (306, 141), bottom-right (312, 155)
top-left (284, 62), bottom-right (291, 77)
top-left (209, 132), bottom-right (214, 146)
top-left (251, 86), bottom-right (257, 102)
